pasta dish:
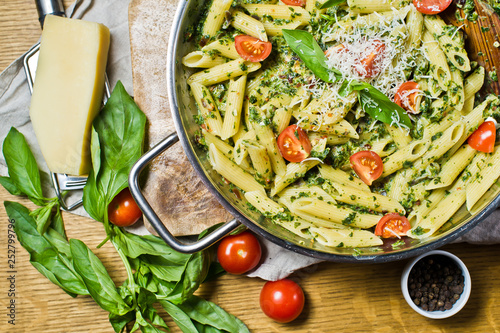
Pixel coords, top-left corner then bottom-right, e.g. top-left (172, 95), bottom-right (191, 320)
top-left (181, 0), bottom-right (500, 249)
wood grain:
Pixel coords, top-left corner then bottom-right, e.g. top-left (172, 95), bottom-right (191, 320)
top-left (1, 184), bottom-right (500, 332)
top-left (128, 0), bottom-right (232, 237)
top-left (1, 0), bottom-right (500, 332)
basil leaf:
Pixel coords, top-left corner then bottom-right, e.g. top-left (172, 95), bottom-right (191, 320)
top-left (114, 228), bottom-right (189, 263)
top-left (5, 201), bottom-right (88, 297)
top-left (109, 311), bottom-right (135, 333)
top-left (166, 251), bottom-right (210, 304)
top-left (2, 127), bottom-right (45, 205)
top-left (282, 29), bottom-right (342, 83)
top-left (175, 295), bottom-right (250, 333)
top-left (30, 200), bottom-right (58, 235)
top-left (50, 208), bottom-right (67, 240)
top-left (140, 255), bottom-right (187, 282)
top-left (348, 82), bottom-right (413, 128)
top-left (161, 300), bottom-right (199, 333)
top-left (0, 176), bottom-right (23, 195)
top-left (83, 81), bottom-right (147, 222)
top-left (320, 0), bottom-right (346, 8)
top-left (70, 238), bottom-right (131, 315)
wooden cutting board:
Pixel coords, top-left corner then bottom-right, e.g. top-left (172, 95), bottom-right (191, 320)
top-left (128, 0), bottom-right (232, 236)
top-left (128, 0), bottom-right (500, 237)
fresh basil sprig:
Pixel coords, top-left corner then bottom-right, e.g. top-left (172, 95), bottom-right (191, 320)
top-left (2, 82), bottom-right (250, 332)
top-left (4, 201), bottom-right (88, 297)
top-left (83, 80), bottom-right (147, 225)
top-left (282, 29), bottom-right (413, 129)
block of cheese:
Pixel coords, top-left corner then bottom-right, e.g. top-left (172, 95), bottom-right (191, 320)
top-left (29, 15), bottom-right (110, 175)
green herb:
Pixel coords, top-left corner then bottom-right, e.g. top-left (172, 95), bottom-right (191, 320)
top-left (282, 29), bottom-right (342, 83)
top-left (282, 29), bottom-right (413, 129)
top-left (342, 212), bottom-right (357, 226)
top-left (2, 82), bottom-right (249, 332)
top-left (82, 81), bottom-right (147, 226)
top-left (343, 81), bottom-right (413, 128)
top-left (412, 226), bottom-right (425, 236)
top-left (320, 0), bottom-right (346, 9)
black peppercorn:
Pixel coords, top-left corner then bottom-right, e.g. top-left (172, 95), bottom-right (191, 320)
top-left (407, 255), bottom-right (465, 312)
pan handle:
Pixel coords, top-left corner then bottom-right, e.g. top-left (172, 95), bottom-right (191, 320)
top-left (128, 132), bottom-right (240, 253)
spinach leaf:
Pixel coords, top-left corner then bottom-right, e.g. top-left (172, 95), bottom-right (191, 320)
top-left (70, 238), bottom-right (131, 315)
top-left (83, 81), bottom-right (147, 222)
top-left (282, 29), bottom-right (342, 83)
top-left (347, 81), bottom-right (413, 128)
top-left (320, 0), bottom-right (346, 8)
top-left (174, 296), bottom-right (250, 333)
top-left (5, 201), bottom-right (88, 297)
top-left (2, 127), bottom-right (45, 205)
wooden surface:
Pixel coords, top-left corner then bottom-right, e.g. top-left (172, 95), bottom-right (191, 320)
top-left (128, 0), bottom-right (232, 237)
top-left (1, 1), bottom-right (500, 332)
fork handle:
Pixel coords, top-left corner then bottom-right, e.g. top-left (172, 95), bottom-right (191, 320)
top-left (35, 0), bottom-right (65, 28)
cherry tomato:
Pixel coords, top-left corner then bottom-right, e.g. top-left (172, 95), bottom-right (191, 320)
top-left (413, 0), bottom-right (452, 14)
top-left (217, 231), bottom-right (262, 275)
top-left (260, 279), bottom-right (305, 323)
top-left (277, 125), bottom-right (312, 163)
top-left (468, 120), bottom-right (497, 153)
top-left (324, 43), bottom-right (346, 58)
top-left (374, 213), bottom-right (411, 238)
top-left (234, 35), bottom-right (272, 62)
top-left (108, 188), bottom-right (142, 227)
top-left (281, 0), bottom-right (306, 6)
top-left (394, 81), bottom-right (420, 114)
top-left (356, 40), bottom-right (385, 78)
top-left (350, 151), bottom-right (383, 186)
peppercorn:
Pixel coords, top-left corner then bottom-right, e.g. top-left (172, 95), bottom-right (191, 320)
top-left (407, 255), bottom-right (465, 312)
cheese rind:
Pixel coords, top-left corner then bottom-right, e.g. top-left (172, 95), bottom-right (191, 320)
top-left (29, 15), bottom-right (110, 175)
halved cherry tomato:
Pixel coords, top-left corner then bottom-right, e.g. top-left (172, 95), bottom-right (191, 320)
top-left (234, 35), bottom-right (272, 62)
top-left (394, 81), bottom-right (421, 114)
top-left (108, 188), bottom-right (142, 227)
top-left (325, 44), bottom-right (346, 58)
top-left (413, 0), bottom-right (452, 14)
top-left (281, 0), bottom-right (306, 6)
top-left (350, 151), bottom-right (383, 186)
top-left (217, 231), bottom-right (262, 275)
top-left (260, 279), bottom-right (305, 323)
top-left (356, 40), bottom-right (385, 78)
top-left (374, 213), bottom-right (411, 238)
top-left (277, 124), bottom-right (312, 163)
top-left (468, 120), bottom-right (497, 153)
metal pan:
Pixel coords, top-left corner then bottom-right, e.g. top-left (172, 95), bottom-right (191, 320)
top-left (128, 0), bottom-right (500, 262)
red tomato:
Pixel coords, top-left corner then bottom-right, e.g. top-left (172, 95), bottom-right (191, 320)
top-left (277, 125), bottom-right (312, 163)
top-left (468, 120), bottom-right (497, 153)
top-left (281, 0), bottom-right (306, 5)
top-left (108, 188), bottom-right (142, 227)
top-left (260, 279), bottom-right (305, 323)
top-left (234, 35), bottom-right (272, 62)
top-left (413, 0), bottom-right (452, 14)
top-left (356, 40), bottom-right (385, 78)
top-left (394, 81), bottom-right (420, 114)
top-left (217, 231), bottom-right (262, 275)
top-left (374, 213), bottom-right (411, 238)
top-left (324, 44), bottom-right (346, 58)
top-left (349, 151), bottom-right (383, 186)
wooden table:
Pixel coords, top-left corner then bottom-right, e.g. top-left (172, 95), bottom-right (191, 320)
top-left (1, 1), bottom-right (500, 332)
